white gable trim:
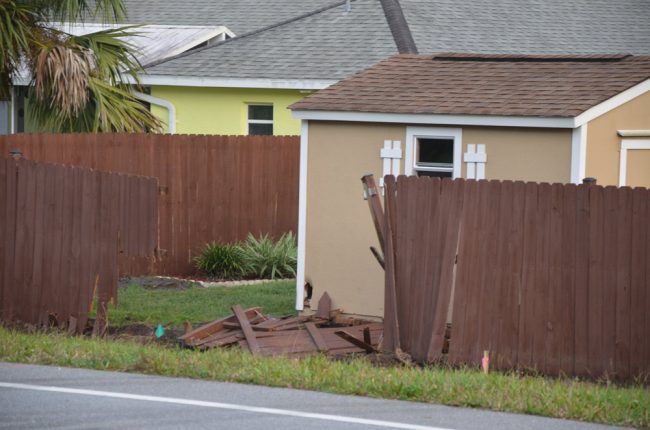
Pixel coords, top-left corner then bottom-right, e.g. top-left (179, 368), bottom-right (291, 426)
top-left (570, 124), bottom-right (588, 184)
top-left (137, 75), bottom-right (336, 90)
top-left (295, 120), bottom-right (309, 311)
top-left (293, 110), bottom-right (574, 128)
top-left (574, 78), bottom-right (650, 127)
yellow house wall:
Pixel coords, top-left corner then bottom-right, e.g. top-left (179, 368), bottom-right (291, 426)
top-left (150, 86), bottom-right (307, 135)
top-left (305, 121), bottom-right (573, 317)
top-left (586, 91), bottom-right (650, 186)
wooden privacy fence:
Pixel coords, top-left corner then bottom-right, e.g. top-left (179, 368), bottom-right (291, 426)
top-left (0, 157), bottom-right (158, 333)
top-left (0, 133), bottom-right (299, 276)
top-left (374, 175), bottom-right (649, 381)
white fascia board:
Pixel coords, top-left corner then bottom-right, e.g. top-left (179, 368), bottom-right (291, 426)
top-left (292, 110), bottom-right (574, 128)
top-left (136, 75), bottom-right (336, 90)
top-left (574, 78), bottom-right (650, 127)
top-left (570, 124), bottom-right (588, 184)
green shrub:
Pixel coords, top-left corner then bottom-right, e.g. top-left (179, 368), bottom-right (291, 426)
top-left (193, 242), bottom-right (246, 279)
top-left (241, 233), bottom-right (297, 280)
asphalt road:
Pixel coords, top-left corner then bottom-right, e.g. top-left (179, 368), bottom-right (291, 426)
top-left (0, 363), bottom-right (620, 430)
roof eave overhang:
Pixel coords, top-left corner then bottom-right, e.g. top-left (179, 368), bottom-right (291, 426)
top-left (135, 74), bottom-right (337, 90)
top-left (291, 110), bottom-right (576, 129)
top-left (292, 77), bottom-right (650, 129)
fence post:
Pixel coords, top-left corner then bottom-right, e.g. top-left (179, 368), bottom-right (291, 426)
top-left (582, 177), bottom-right (597, 186)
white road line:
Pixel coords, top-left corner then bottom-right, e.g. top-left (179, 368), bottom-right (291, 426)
top-left (0, 382), bottom-right (454, 430)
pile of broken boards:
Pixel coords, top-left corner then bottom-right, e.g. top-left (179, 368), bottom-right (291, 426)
top-left (178, 302), bottom-right (383, 359)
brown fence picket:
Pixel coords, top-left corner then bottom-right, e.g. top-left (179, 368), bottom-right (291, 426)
top-left (380, 175), bottom-right (649, 382)
top-left (559, 184), bottom-right (577, 376)
top-left (0, 157), bottom-right (158, 332)
top-left (0, 133), bottom-right (299, 276)
top-left (448, 179), bottom-right (479, 365)
top-left (629, 188), bottom-right (648, 377)
top-left (427, 179), bottom-right (464, 361)
top-left (614, 187), bottom-right (633, 380)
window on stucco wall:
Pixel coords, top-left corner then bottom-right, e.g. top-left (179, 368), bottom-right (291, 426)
top-left (247, 104), bottom-right (273, 135)
top-left (414, 137), bottom-right (454, 177)
top-left (405, 126), bottom-right (463, 179)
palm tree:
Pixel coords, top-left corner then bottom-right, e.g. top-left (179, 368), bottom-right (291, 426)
top-left (0, 0), bottom-right (161, 132)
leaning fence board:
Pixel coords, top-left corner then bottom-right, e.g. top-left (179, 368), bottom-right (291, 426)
top-left (305, 322), bottom-right (329, 352)
top-left (378, 175), bottom-right (650, 382)
top-left (232, 304), bottom-right (260, 356)
top-left (382, 175), bottom-right (400, 353)
top-left (0, 157), bottom-right (158, 332)
top-left (0, 133), bottom-right (299, 276)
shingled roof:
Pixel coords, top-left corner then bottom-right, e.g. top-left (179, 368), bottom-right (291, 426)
top-left (290, 54), bottom-right (650, 118)
top-left (143, 0), bottom-right (398, 81)
top-left (88, 0), bottom-right (337, 34)
top-left (142, 0), bottom-right (650, 85)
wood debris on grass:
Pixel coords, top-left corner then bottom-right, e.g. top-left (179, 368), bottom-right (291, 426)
top-left (178, 294), bottom-right (383, 358)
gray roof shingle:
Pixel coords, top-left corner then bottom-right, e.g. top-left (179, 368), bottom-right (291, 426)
top-left (145, 0), bottom-right (398, 80)
top-left (405, 0), bottom-right (650, 56)
top-left (143, 0), bottom-right (650, 83)
top-left (93, 0), bottom-right (338, 34)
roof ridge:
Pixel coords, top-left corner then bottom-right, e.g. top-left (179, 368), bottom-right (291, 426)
top-left (431, 53), bottom-right (634, 62)
top-left (143, 0), bottom-right (351, 69)
top-left (379, 0), bottom-right (417, 54)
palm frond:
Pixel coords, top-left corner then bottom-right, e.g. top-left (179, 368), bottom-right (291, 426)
top-left (0, 0), bottom-right (38, 97)
top-left (36, 0), bottom-right (126, 24)
top-left (33, 44), bottom-right (93, 115)
top-left (27, 23), bottom-right (160, 132)
top-left (28, 77), bottom-right (161, 133)
top-left (68, 26), bottom-right (144, 85)
top-left (4, 0), bottom-right (157, 132)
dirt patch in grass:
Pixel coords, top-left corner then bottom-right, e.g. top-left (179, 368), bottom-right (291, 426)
top-left (107, 323), bottom-right (185, 348)
top-left (119, 276), bottom-right (199, 290)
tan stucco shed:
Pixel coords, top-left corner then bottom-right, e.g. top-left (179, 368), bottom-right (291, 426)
top-left (291, 53), bottom-right (650, 318)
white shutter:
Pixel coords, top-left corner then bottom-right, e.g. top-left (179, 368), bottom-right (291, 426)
top-left (379, 140), bottom-right (402, 190)
top-left (464, 144), bottom-right (487, 180)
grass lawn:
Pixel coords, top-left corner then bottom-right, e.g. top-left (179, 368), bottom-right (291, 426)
top-left (107, 280), bottom-right (296, 327)
top-left (0, 327), bottom-right (648, 428)
top-left (2, 282), bottom-right (648, 428)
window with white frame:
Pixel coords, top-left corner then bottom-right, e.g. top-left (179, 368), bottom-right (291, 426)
top-left (414, 137), bottom-right (454, 177)
top-left (247, 104), bottom-right (273, 135)
top-left (618, 138), bottom-right (650, 186)
top-left (405, 127), bottom-right (462, 178)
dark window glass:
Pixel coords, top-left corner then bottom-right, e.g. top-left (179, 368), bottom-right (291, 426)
top-left (249, 123), bottom-right (273, 135)
top-left (417, 170), bottom-right (453, 178)
top-left (416, 138), bottom-right (454, 167)
top-left (248, 105), bottom-right (273, 120)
